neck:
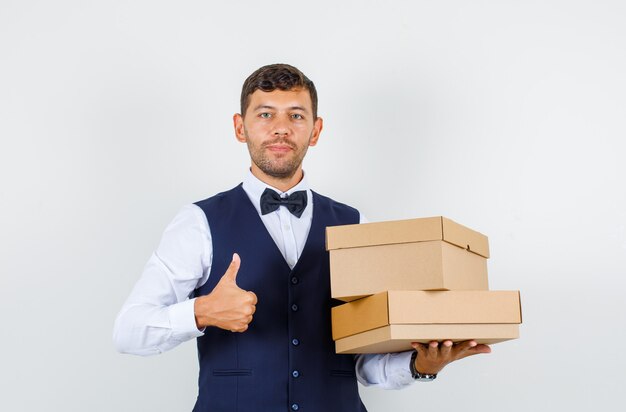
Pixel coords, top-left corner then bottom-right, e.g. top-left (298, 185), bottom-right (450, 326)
top-left (250, 165), bottom-right (304, 192)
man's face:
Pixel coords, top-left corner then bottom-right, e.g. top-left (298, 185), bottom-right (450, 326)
top-left (234, 88), bottom-right (323, 180)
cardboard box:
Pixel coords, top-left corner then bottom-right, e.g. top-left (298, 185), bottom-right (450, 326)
top-left (326, 217), bottom-right (490, 301)
top-left (335, 324), bottom-right (520, 354)
top-left (332, 290), bottom-right (522, 353)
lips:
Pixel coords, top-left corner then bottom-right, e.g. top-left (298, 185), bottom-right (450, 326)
top-left (264, 140), bottom-right (295, 153)
top-left (267, 145), bottom-right (292, 152)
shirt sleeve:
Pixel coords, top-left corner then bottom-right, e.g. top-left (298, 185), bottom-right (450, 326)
top-left (355, 352), bottom-right (415, 389)
top-left (113, 204), bottom-right (212, 356)
top-left (353, 211), bottom-right (416, 389)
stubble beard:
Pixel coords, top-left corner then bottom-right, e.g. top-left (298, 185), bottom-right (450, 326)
top-left (246, 133), bottom-right (311, 180)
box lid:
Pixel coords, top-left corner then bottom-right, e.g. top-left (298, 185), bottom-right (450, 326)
top-left (326, 216), bottom-right (490, 258)
top-left (332, 290), bottom-right (521, 340)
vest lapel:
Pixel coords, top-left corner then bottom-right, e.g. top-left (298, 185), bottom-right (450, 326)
top-left (235, 184), bottom-right (323, 274)
top-left (289, 191), bottom-right (324, 274)
top-left (234, 185), bottom-right (296, 272)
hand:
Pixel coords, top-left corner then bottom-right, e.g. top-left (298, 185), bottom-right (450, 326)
top-left (411, 340), bottom-right (491, 375)
top-left (194, 253), bottom-right (257, 332)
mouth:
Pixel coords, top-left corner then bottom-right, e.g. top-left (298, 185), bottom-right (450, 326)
top-left (265, 143), bottom-right (294, 153)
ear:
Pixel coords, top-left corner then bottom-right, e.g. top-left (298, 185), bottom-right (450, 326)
top-left (308, 117), bottom-right (323, 147)
top-left (233, 113), bottom-right (247, 143)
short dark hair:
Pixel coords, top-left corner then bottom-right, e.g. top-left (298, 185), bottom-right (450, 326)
top-left (240, 64), bottom-right (318, 119)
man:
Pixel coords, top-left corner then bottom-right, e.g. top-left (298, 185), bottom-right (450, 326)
top-left (113, 64), bottom-right (490, 411)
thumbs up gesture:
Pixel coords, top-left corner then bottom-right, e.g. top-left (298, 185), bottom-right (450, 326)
top-left (194, 253), bottom-right (258, 332)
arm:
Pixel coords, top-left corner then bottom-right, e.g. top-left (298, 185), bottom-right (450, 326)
top-left (355, 341), bottom-right (491, 389)
top-left (112, 204), bottom-right (211, 356)
top-left (355, 352), bottom-right (415, 389)
top-left (112, 205), bottom-right (257, 355)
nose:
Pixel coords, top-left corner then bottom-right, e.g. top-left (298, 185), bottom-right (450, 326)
top-left (272, 116), bottom-right (290, 136)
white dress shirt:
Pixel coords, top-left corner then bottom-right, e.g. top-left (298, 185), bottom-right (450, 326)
top-left (113, 170), bottom-right (415, 389)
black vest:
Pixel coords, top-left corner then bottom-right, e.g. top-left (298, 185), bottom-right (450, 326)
top-left (192, 184), bottom-right (367, 412)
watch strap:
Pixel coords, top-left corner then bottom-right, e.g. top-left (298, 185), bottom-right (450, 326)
top-left (410, 350), bottom-right (437, 381)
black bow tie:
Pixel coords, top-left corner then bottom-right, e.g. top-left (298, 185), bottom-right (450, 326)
top-left (260, 188), bottom-right (308, 218)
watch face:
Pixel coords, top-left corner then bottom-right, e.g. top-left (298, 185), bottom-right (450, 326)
top-left (414, 375), bottom-right (436, 382)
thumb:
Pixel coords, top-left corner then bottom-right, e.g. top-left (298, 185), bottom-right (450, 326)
top-left (221, 253), bottom-right (241, 284)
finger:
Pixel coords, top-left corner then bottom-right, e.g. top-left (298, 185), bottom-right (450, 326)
top-left (428, 341), bottom-right (439, 357)
top-left (440, 340), bottom-right (453, 357)
top-left (468, 343), bottom-right (491, 354)
top-left (454, 340), bottom-right (477, 353)
top-left (242, 303), bottom-right (255, 316)
top-left (411, 342), bottom-right (427, 357)
top-left (247, 291), bottom-right (258, 304)
top-left (221, 253), bottom-right (241, 283)
top-left (454, 341), bottom-right (490, 360)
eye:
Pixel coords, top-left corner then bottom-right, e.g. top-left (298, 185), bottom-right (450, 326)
top-left (259, 112), bottom-right (272, 119)
top-left (291, 113), bottom-right (304, 120)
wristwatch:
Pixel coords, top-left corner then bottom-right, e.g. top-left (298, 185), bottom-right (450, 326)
top-left (410, 350), bottom-right (437, 381)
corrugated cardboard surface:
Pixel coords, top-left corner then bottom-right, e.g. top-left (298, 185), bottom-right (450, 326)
top-left (441, 217), bottom-right (490, 258)
top-left (387, 290), bottom-right (521, 324)
top-left (326, 216), bottom-right (490, 258)
top-left (330, 240), bottom-right (488, 301)
top-left (332, 290), bottom-right (522, 340)
top-left (335, 324), bottom-right (520, 354)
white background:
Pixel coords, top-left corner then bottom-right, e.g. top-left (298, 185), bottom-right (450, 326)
top-left (1, 1), bottom-right (625, 411)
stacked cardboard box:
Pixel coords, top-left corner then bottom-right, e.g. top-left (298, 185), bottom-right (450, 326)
top-left (326, 216), bottom-right (522, 354)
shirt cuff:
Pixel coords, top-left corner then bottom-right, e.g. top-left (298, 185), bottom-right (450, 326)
top-left (387, 351), bottom-right (415, 385)
top-left (356, 351), bottom-right (416, 389)
top-left (168, 298), bottom-right (205, 341)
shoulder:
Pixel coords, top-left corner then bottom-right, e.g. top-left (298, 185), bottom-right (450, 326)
top-left (156, 203), bottom-right (211, 258)
top-left (194, 184), bottom-right (243, 214)
top-left (311, 190), bottom-right (361, 223)
top-left (312, 191), bottom-right (359, 213)
top-left (168, 203), bottom-right (208, 230)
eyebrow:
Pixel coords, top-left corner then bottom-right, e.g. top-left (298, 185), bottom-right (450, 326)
top-left (253, 105), bottom-right (309, 113)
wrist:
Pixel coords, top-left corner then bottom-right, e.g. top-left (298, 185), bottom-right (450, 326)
top-left (194, 295), bottom-right (212, 329)
top-left (410, 351), bottom-right (437, 381)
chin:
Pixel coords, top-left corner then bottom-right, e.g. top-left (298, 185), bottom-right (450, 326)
top-left (263, 165), bottom-right (299, 179)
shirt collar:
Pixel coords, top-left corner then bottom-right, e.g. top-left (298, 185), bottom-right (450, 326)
top-left (242, 169), bottom-right (311, 215)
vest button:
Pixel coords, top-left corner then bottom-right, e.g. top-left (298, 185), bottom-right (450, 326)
top-left (292, 370), bottom-right (300, 378)
top-left (291, 276), bottom-right (299, 285)
top-left (291, 304), bottom-right (299, 312)
top-left (291, 403), bottom-right (299, 411)
top-left (292, 338), bottom-right (300, 346)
